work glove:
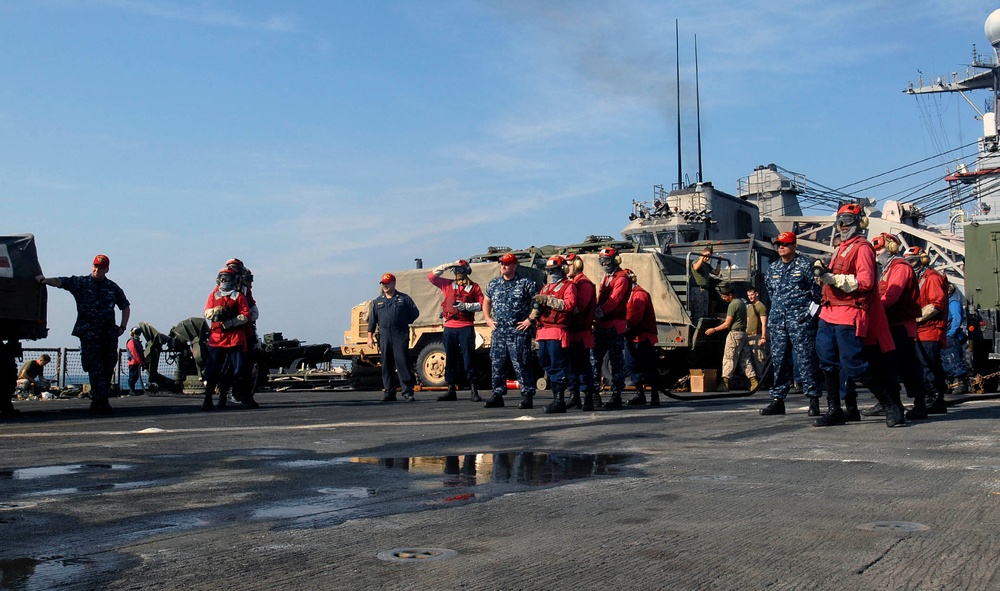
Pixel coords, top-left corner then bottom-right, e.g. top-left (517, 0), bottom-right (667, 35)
top-left (222, 314), bottom-right (248, 330)
top-left (205, 306), bottom-right (224, 321)
top-left (594, 306), bottom-right (605, 319)
top-left (432, 263), bottom-right (451, 276)
top-left (454, 301), bottom-right (481, 312)
top-left (916, 305), bottom-right (940, 323)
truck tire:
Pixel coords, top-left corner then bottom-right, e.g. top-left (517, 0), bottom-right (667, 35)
top-left (415, 341), bottom-right (448, 388)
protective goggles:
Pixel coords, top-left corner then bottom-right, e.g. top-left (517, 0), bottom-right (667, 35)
top-left (836, 213), bottom-right (859, 226)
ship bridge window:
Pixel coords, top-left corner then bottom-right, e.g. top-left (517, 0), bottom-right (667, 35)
top-left (634, 233), bottom-right (657, 247)
top-left (735, 210), bottom-right (754, 238)
top-left (656, 231), bottom-right (676, 245)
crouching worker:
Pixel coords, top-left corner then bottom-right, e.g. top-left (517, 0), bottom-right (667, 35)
top-left (202, 267), bottom-right (252, 411)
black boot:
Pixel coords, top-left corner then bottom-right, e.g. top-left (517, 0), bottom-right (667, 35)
top-left (649, 390), bottom-right (661, 407)
top-left (469, 383), bottom-right (482, 403)
top-left (860, 402), bottom-right (885, 416)
top-left (843, 392), bottom-right (860, 422)
top-left (517, 395), bottom-right (533, 409)
top-left (437, 385), bottom-right (458, 402)
top-left (483, 393), bottom-right (504, 408)
top-left (813, 373), bottom-right (845, 427)
top-left (543, 385), bottom-right (567, 414)
top-left (593, 393), bottom-right (604, 409)
top-left (926, 390), bottom-right (948, 414)
top-left (626, 385), bottom-right (647, 407)
top-left (602, 392), bottom-right (623, 410)
top-left (759, 398), bottom-right (785, 416)
top-left (582, 392), bottom-right (595, 411)
top-left (565, 390), bottom-right (582, 409)
top-left (905, 393), bottom-right (928, 420)
top-left (380, 390), bottom-right (397, 402)
top-left (807, 396), bottom-right (821, 417)
top-left (866, 376), bottom-right (905, 428)
top-left (201, 391), bottom-right (214, 411)
top-left (217, 392), bottom-right (227, 410)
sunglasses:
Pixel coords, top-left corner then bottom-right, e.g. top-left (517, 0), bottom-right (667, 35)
top-left (774, 242), bottom-right (793, 247)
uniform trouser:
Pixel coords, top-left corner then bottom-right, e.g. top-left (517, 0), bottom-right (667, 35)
top-left (567, 339), bottom-right (596, 394)
top-left (127, 365), bottom-right (142, 391)
top-left (747, 335), bottom-right (769, 381)
top-left (624, 339), bottom-right (658, 390)
top-left (379, 332), bottom-right (414, 393)
top-left (490, 329), bottom-right (536, 397)
top-left (887, 324), bottom-right (925, 400)
top-left (817, 319), bottom-right (891, 399)
top-left (942, 336), bottom-right (969, 380)
top-left (915, 340), bottom-right (948, 395)
top-left (79, 332), bottom-right (119, 402)
top-left (593, 327), bottom-right (626, 394)
top-left (768, 313), bottom-right (821, 399)
top-left (1, 341), bottom-right (16, 412)
top-left (204, 346), bottom-right (246, 397)
top-left (537, 339), bottom-right (569, 388)
top-left (722, 331), bottom-right (756, 381)
top-left (443, 326), bottom-right (476, 387)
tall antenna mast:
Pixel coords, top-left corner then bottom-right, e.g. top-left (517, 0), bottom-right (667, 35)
top-left (675, 19), bottom-right (683, 189)
top-left (695, 34), bottom-right (703, 183)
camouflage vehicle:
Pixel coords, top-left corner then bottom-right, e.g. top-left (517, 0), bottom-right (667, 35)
top-left (0, 234), bottom-right (47, 414)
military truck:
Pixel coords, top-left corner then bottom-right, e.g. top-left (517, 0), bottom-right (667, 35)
top-left (0, 234), bottom-right (47, 415)
top-left (963, 221), bottom-right (1000, 390)
top-left (340, 180), bottom-right (783, 393)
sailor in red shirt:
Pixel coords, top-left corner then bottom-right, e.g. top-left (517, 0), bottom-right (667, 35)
top-left (531, 255), bottom-right (577, 414)
top-left (564, 253), bottom-right (598, 410)
top-left (623, 269), bottom-right (661, 407)
top-left (428, 259), bottom-right (484, 402)
top-left (906, 246), bottom-right (950, 415)
top-left (224, 258), bottom-right (261, 408)
top-left (813, 204), bottom-right (904, 427)
top-left (862, 234), bottom-right (928, 420)
top-left (593, 247), bottom-right (632, 410)
top-left (201, 267), bottom-right (252, 411)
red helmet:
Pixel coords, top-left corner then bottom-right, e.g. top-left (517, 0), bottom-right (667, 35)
top-left (498, 253), bottom-right (518, 265)
top-left (598, 247), bottom-right (618, 258)
top-left (904, 246), bottom-right (924, 259)
top-left (837, 203), bottom-right (863, 217)
top-left (218, 267), bottom-right (236, 276)
top-left (773, 231), bottom-right (796, 246)
top-left (546, 255), bottom-right (567, 269)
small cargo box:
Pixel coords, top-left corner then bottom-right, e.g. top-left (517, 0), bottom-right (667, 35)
top-left (689, 368), bottom-right (718, 393)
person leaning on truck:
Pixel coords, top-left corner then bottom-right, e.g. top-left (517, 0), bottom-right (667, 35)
top-left (428, 259), bottom-right (484, 402)
top-left (36, 254), bottom-right (130, 415)
top-left (482, 253), bottom-right (539, 409)
top-left (367, 273), bottom-right (421, 402)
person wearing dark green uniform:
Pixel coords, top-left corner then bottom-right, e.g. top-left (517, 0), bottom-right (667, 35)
top-left (704, 284), bottom-right (758, 391)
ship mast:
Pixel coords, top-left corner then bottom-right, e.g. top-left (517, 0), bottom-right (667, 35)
top-left (903, 9), bottom-right (1000, 222)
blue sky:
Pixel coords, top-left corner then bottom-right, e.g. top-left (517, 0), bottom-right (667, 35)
top-left (2, 0), bottom-right (996, 349)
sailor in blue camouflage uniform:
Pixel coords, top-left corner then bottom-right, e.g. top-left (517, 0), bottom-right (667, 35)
top-left (482, 252), bottom-right (540, 409)
top-left (37, 254), bottom-right (130, 415)
top-left (759, 233), bottom-right (823, 416)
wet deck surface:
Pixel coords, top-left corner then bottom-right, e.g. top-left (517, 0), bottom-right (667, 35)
top-left (2, 389), bottom-right (999, 590)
